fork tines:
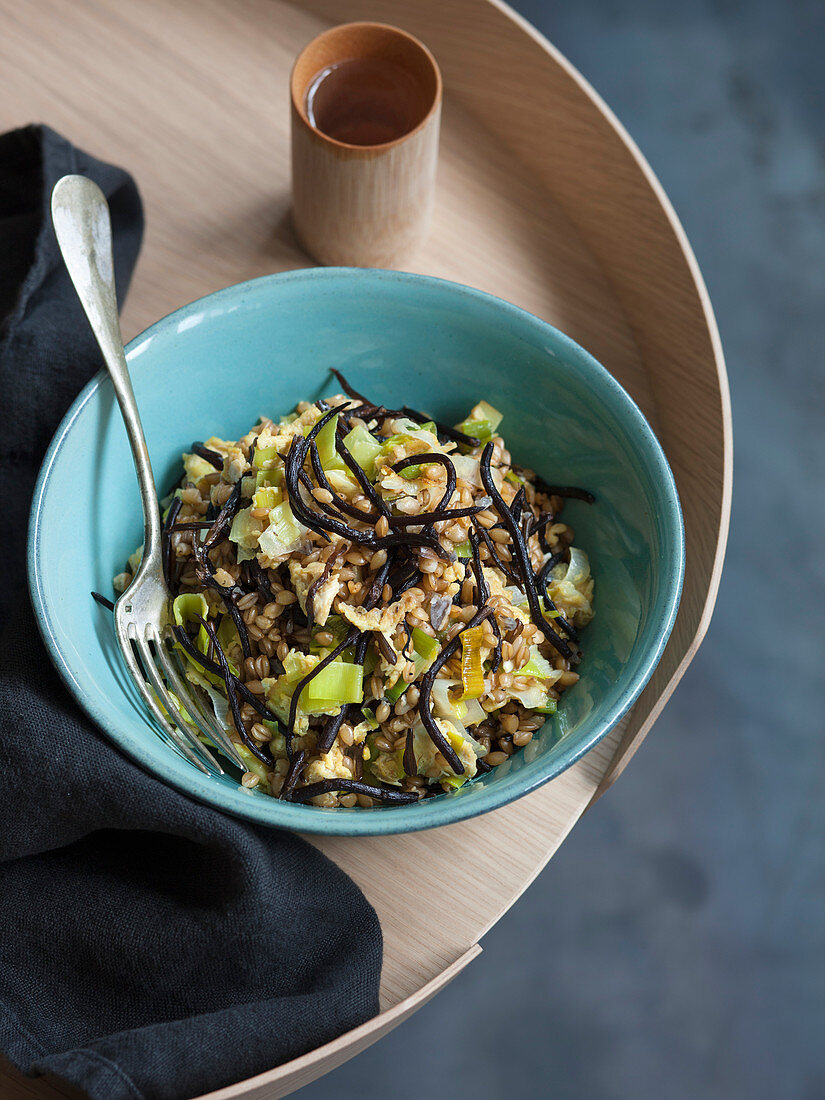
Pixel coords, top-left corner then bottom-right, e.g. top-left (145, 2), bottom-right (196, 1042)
top-left (116, 620), bottom-right (245, 774)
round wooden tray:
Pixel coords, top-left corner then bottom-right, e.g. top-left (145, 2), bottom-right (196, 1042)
top-left (0, 0), bottom-right (731, 1096)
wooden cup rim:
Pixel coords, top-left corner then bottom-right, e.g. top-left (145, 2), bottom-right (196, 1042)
top-left (290, 21), bottom-right (443, 152)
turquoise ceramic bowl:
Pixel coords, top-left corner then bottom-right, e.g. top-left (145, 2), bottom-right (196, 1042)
top-left (29, 269), bottom-right (683, 836)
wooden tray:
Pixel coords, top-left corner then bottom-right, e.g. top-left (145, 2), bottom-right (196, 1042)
top-left (0, 0), bottom-right (731, 1096)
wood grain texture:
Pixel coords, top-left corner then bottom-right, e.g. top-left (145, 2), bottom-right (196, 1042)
top-left (0, 0), bottom-right (730, 1096)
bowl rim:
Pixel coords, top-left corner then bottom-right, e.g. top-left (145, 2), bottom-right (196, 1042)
top-left (28, 266), bottom-right (684, 836)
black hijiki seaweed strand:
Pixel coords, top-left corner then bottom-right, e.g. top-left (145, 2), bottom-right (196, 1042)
top-left (246, 558), bottom-right (278, 604)
top-left (391, 453), bottom-right (457, 515)
top-left (387, 500), bottom-right (489, 528)
top-left (283, 407), bottom-right (346, 539)
top-left (297, 469), bottom-right (348, 524)
top-left (290, 778), bottom-right (418, 805)
top-left (329, 370), bottom-right (478, 456)
top-left (203, 478), bottom-right (244, 555)
top-left (315, 558), bottom-right (392, 755)
top-left (469, 529), bottom-right (502, 673)
top-left (399, 405), bottom-right (481, 448)
top-left (305, 543), bottom-right (346, 630)
top-left (286, 628), bottom-right (359, 752)
top-left (195, 616), bottom-right (274, 767)
top-left (235, 681), bottom-right (283, 724)
top-left (91, 591), bottom-right (116, 612)
top-left (308, 440), bottom-right (376, 523)
top-left (171, 624), bottom-right (284, 727)
top-left (286, 420), bottom-right (455, 560)
top-left (375, 632), bottom-right (397, 666)
top-left (171, 624), bottom-right (223, 677)
top-left (471, 516), bottom-right (522, 585)
top-left (378, 530), bottom-right (455, 560)
top-left (533, 549), bottom-right (579, 644)
top-left (387, 562), bottom-right (422, 599)
top-left (219, 593), bottom-right (253, 660)
top-left (191, 479), bottom-right (249, 608)
top-left (284, 415), bottom-right (369, 544)
top-left (533, 479), bottom-right (596, 505)
top-left (537, 550), bottom-right (566, 596)
top-left (168, 520), bottom-right (214, 531)
top-left (353, 742), bottom-right (364, 780)
top-left (403, 729), bottom-right (417, 777)
top-left (316, 708), bottom-right (349, 757)
top-left (190, 442), bottom-right (224, 470)
top-left (534, 558), bottom-right (580, 644)
top-left (334, 423), bottom-right (391, 519)
top-left (527, 511), bottom-right (556, 555)
top-left (206, 612), bottom-right (223, 664)
top-left (280, 750), bottom-right (307, 801)
top-left (339, 401), bottom-right (386, 425)
top-left (162, 494), bottom-right (183, 589)
top-left (417, 603), bottom-right (494, 775)
top-left (479, 444), bottom-right (575, 661)
top-left (362, 558), bottom-right (394, 610)
top-left (315, 662), bottom-right (358, 754)
top-left (330, 368), bottom-right (371, 407)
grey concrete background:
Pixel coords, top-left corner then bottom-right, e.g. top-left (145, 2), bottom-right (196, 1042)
top-left (299, 1), bottom-right (825, 1096)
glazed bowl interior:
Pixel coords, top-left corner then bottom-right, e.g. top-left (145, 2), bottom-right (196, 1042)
top-left (29, 269), bottom-right (683, 835)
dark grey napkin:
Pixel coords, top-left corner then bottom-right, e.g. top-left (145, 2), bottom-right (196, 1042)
top-left (0, 125), bottom-right (382, 1100)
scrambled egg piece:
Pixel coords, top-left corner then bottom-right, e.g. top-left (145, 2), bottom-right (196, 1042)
top-left (256, 405), bottom-right (323, 459)
top-left (208, 439), bottom-right (248, 484)
top-left (412, 719), bottom-right (481, 781)
top-left (440, 560), bottom-right (465, 587)
top-left (371, 750), bottom-right (402, 785)
top-left (483, 566), bottom-right (530, 626)
top-left (548, 575), bottom-right (594, 628)
top-left (350, 721), bottom-right (371, 746)
top-left (338, 590), bottom-right (422, 635)
top-left (304, 741), bottom-right (354, 784)
top-left (288, 559), bottom-right (339, 626)
top-left (181, 452), bottom-right (216, 484)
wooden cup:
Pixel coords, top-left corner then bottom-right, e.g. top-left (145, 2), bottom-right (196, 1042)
top-left (290, 22), bottom-right (442, 267)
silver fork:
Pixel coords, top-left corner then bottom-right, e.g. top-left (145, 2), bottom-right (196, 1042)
top-left (51, 174), bottom-right (244, 775)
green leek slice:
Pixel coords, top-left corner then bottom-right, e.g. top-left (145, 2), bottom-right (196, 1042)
top-left (455, 400), bottom-right (503, 444)
top-left (313, 413), bottom-right (346, 471)
top-left (520, 647), bottom-right (555, 681)
top-left (342, 424), bottom-right (382, 478)
top-left (459, 626), bottom-right (485, 698)
top-left (258, 501), bottom-right (307, 559)
top-left (302, 660), bottom-right (364, 711)
top-left (385, 628), bottom-right (439, 702)
top-left (172, 593), bottom-right (210, 653)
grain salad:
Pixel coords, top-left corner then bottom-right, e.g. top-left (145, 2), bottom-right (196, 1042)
top-left (111, 372), bottom-right (595, 808)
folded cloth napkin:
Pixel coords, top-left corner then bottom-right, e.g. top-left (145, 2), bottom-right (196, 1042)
top-left (0, 125), bottom-right (382, 1100)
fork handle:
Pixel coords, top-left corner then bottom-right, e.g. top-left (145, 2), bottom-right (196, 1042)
top-left (51, 175), bottom-right (163, 568)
